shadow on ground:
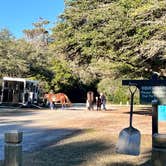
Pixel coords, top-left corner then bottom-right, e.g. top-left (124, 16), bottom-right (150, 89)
top-left (23, 139), bottom-right (111, 166)
top-left (0, 108), bottom-right (38, 117)
top-left (124, 107), bottom-right (152, 116)
top-left (23, 133), bottom-right (151, 166)
top-left (0, 107), bottom-right (152, 166)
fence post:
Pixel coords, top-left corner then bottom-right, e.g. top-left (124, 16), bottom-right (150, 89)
top-left (4, 130), bottom-right (23, 166)
top-left (152, 99), bottom-right (158, 135)
top-left (151, 100), bottom-right (166, 166)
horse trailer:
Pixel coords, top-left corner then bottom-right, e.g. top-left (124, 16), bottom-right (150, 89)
top-left (0, 77), bottom-right (40, 106)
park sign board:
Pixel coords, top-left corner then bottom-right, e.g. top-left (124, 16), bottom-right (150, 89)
top-left (122, 76), bottom-right (166, 104)
top-left (140, 86), bottom-right (166, 104)
top-left (139, 86), bottom-right (153, 104)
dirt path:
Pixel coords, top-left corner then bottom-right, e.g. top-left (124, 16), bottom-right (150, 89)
top-left (0, 105), bottom-right (165, 165)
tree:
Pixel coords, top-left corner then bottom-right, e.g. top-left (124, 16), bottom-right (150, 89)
top-left (23, 18), bottom-right (50, 48)
top-left (50, 59), bottom-right (75, 91)
top-left (0, 28), bottom-right (52, 92)
top-left (51, 0), bottom-right (166, 81)
top-left (0, 29), bottom-right (28, 77)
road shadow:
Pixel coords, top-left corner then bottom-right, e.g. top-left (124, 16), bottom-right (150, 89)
top-left (124, 107), bottom-right (152, 116)
top-left (0, 113), bottom-right (82, 160)
top-left (0, 128), bottom-right (82, 166)
top-left (23, 139), bottom-right (112, 166)
top-left (22, 133), bottom-right (151, 166)
top-left (0, 108), bottom-right (39, 117)
top-left (22, 128), bottom-right (82, 152)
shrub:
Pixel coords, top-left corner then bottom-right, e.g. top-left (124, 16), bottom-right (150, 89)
top-left (97, 78), bottom-right (139, 104)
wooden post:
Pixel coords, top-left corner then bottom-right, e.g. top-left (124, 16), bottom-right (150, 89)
top-left (151, 100), bottom-right (166, 166)
top-left (152, 99), bottom-right (158, 135)
top-left (152, 139), bottom-right (166, 166)
top-left (152, 148), bottom-right (166, 166)
top-left (4, 130), bottom-right (23, 166)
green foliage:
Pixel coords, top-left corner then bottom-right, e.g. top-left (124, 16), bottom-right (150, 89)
top-left (0, 28), bottom-right (53, 91)
top-left (97, 78), bottom-right (128, 104)
top-left (0, 30), bottom-right (28, 77)
top-left (23, 18), bottom-right (49, 39)
top-left (1, 0), bottom-right (166, 103)
top-left (97, 78), bottom-right (140, 104)
top-left (50, 59), bottom-right (74, 91)
top-left (51, 0), bottom-right (166, 81)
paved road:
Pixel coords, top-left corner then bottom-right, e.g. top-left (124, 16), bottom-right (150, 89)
top-left (0, 104), bottom-right (164, 160)
top-left (0, 104), bottom-right (87, 160)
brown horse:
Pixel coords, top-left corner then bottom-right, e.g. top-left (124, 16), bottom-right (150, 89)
top-left (86, 91), bottom-right (94, 110)
top-left (44, 92), bottom-right (72, 109)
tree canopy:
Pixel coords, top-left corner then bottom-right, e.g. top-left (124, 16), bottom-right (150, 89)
top-left (51, 0), bottom-right (166, 81)
top-left (0, 0), bottom-right (166, 102)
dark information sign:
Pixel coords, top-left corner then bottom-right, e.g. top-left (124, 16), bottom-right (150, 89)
top-left (140, 86), bottom-right (154, 104)
top-left (122, 77), bottom-right (166, 104)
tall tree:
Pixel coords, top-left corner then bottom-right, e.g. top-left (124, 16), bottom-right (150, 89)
top-left (0, 29), bottom-right (28, 77)
top-left (51, 0), bottom-right (166, 81)
top-left (23, 18), bottom-right (50, 48)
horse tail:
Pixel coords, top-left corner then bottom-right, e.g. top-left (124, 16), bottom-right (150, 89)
top-left (64, 94), bottom-right (72, 106)
top-left (87, 91), bottom-right (94, 103)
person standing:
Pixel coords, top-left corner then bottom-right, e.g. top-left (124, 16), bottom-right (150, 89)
top-left (96, 96), bottom-right (101, 111)
top-left (100, 93), bottom-right (106, 110)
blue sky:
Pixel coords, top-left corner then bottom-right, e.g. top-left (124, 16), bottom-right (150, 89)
top-left (0, 0), bottom-right (65, 38)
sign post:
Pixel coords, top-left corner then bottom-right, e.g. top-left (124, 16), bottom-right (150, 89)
top-left (122, 75), bottom-right (166, 164)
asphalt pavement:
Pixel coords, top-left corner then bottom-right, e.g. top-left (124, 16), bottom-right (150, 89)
top-left (0, 104), bottom-right (87, 160)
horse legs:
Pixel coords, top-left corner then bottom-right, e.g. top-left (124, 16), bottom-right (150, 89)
top-left (61, 96), bottom-right (66, 110)
top-left (61, 103), bottom-right (66, 109)
top-left (61, 103), bottom-right (64, 109)
top-left (50, 102), bottom-right (54, 110)
top-left (88, 102), bottom-right (93, 111)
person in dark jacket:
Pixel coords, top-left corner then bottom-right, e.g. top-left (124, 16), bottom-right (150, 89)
top-left (100, 93), bottom-right (106, 110)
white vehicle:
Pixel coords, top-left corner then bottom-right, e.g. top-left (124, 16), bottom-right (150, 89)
top-left (0, 77), bottom-right (39, 105)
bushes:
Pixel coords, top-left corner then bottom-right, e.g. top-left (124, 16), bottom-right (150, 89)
top-left (97, 78), bottom-right (139, 104)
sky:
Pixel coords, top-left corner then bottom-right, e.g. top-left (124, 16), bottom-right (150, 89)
top-left (0, 0), bottom-right (65, 38)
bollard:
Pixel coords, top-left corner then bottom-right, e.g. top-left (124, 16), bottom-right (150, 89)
top-left (4, 130), bottom-right (23, 166)
top-left (151, 100), bottom-right (166, 166)
top-left (152, 147), bottom-right (166, 166)
top-left (152, 99), bottom-right (158, 135)
top-left (152, 134), bottom-right (166, 166)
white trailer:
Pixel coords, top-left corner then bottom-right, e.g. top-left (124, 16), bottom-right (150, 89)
top-left (0, 77), bottom-right (39, 105)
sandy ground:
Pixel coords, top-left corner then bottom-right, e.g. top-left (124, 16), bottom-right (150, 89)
top-left (0, 104), bottom-right (165, 163)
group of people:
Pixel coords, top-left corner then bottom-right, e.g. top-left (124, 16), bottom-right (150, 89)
top-left (86, 91), bottom-right (106, 111)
